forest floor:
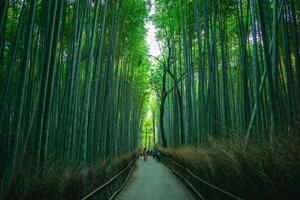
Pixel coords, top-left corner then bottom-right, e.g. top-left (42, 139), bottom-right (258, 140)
top-left (116, 156), bottom-right (195, 200)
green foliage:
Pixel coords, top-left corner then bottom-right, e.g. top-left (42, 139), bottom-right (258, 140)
top-left (0, 0), bottom-right (151, 195)
top-left (150, 0), bottom-right (300, 147)
top-left (141, 112), bottom-right (154, 148)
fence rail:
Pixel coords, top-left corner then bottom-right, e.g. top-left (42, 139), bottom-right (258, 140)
top-left (161, 156), bottom-right (243, 200)
top-left (81, 155), bottom-right (138, 200)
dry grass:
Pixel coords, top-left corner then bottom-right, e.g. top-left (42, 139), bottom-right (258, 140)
top-left (161, 132), bottom-right (300, 199)
top-left (3, 152), bottom-right (138, 200)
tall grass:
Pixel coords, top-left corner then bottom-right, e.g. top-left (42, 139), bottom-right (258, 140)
top-left (161, 132), bottom-right (300, 199)
top-left (2, 152), bottom-right (138, 200)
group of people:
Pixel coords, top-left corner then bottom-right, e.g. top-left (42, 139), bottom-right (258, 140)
top-left (142, 148), bottom-right (160, 162)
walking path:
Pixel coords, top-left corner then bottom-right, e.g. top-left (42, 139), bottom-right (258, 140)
top-left (116, 156), bottom-right (196, 200)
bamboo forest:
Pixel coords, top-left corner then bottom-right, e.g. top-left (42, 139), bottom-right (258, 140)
top-left (0, 0), bottom-right (299, 199)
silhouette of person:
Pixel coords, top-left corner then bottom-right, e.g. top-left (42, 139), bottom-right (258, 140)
top-left (143, 148), bottom-right (147, 161)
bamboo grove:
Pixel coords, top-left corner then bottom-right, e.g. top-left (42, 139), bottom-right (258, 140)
top-left (150, 0), bottom-right (300, 147)
top-left (0, 0), bottom-right (149, 190)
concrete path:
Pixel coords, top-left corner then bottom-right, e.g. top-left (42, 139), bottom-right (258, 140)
top-left (116, 157), bottom-right (196, 200)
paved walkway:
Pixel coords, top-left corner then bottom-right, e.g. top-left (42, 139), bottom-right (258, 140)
top-left (116, 157), bottom-right (196, 200)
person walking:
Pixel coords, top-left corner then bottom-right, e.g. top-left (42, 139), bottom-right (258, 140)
top-left (154, 149), bottom-right (160, 162)
top-left (143, 148), bottom-right (148, 161)
top-left (156, 150), bottom-right (160, 162)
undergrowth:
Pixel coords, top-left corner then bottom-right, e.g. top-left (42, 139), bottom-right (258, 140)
top-left (2, 152), bottom-right (138, 200)
top-left (161, 132), bottom-right (300, 199)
